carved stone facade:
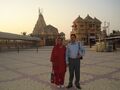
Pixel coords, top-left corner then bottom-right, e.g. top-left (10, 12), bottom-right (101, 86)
top-left (32, 10), bottom-right (59, 46)
top-left (71, 14), bottom-right (102, 45)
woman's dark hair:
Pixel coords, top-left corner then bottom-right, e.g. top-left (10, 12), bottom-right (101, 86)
top-left (57, 37), bottom-right (63, 41)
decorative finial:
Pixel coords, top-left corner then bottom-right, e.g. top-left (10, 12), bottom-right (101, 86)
top-left (39, 8), bottom-right (41, 15)
top-left (38, 8), bottom-right (43, 15)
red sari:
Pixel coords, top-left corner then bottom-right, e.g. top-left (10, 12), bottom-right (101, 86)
top-left (50, 44), bottom-right (66, 85)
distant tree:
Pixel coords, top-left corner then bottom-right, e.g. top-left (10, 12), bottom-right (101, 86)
top-left (110, 30), bottom-right (120, 36)
top-left (29, 33), bottom-right (33, 37)
top-left (21, 32), bottom-right (27, 35)
top-left (113, 30), bottom-right (116, 34)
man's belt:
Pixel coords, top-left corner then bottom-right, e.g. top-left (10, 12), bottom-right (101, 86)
top-left (69, 57), bottom-right (79, 60)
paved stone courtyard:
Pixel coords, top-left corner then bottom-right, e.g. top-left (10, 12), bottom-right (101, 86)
top-left (0, 46), bottom-right (120, 90)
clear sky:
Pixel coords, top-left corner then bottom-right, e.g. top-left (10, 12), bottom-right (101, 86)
top-left (0, 0), bottom-right (120, 39)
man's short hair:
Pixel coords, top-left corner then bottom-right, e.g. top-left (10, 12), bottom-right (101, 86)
top-left (71, 34), bottom-right (76, 38)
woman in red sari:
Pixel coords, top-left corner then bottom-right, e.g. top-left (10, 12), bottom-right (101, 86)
top-left (50, 37), bottom-right (66, 88)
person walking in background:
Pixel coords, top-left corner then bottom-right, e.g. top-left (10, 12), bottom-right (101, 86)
top-left (66, 34), bottom-right (85, 89)
top-left (50, 37), bottom-right (66, 88)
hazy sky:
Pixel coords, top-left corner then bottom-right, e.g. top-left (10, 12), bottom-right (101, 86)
top-left (0, 0), bottom-right (120, 39)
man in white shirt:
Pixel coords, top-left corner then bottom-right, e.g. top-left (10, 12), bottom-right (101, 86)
top-left (66, 34), bottom-right (85, 89)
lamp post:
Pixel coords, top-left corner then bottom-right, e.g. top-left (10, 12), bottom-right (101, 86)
top-left (41, 31), bottom-right (46, 46)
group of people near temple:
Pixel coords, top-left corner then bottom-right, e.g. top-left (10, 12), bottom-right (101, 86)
top-left (50, 34), bottom-right (85, 89)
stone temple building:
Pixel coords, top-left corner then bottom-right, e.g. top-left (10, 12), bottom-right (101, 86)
top-left (71, 14), bottom-right (102, 45)
top-left (32, 10), bottom-right (60, 46)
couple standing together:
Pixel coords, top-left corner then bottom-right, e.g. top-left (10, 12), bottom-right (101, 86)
top-left (50, 34), bottom-right (85, 89)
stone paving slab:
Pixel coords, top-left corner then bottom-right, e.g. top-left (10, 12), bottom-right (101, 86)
top-left (0, 46), bottom-right (120, 90)
top-left (98, 62), bottom-right (120, 68)
top-left (81, 65), bottom-right (116, 75)
top-left (82, 79), bottom-right (120, 90)
top-left (18, 66), bottom-right (51, 76)
top-left (111, 72), bottom-right (120, 79)
top-left (0, 70), bottom-right (22, 81)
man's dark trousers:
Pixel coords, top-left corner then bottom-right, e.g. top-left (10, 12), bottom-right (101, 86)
top-left (68, 58), bottom-right (80, 86)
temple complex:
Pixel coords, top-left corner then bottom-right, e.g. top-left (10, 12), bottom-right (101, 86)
top-left (71, 14), bottom-right (102, 45)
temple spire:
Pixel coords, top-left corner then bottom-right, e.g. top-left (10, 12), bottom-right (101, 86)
top-left (32, 8), bottom-right (46, 35)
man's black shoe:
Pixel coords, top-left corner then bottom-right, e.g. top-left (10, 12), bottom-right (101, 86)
top-left (76, 85), bottom-right (81, 89)
top-left (66, 85), bottom-right (73, 89)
